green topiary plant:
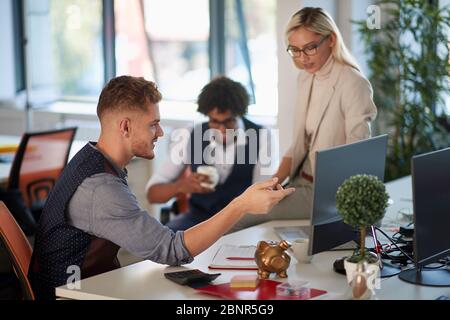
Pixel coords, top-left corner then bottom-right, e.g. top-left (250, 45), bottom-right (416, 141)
top-left (336, 174), bottom-right (389, 263)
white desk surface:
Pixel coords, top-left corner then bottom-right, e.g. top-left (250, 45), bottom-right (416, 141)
top-left (0, 135), bottom-right (86, 185)
top-left (55, 176), bottom-right (449, 300)
top-left (56, 219), bottom-right (352, 300)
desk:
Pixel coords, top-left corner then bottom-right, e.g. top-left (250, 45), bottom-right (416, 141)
top-left (56, 220), bottom-right (353, 300)
top-left (0, 135), bottom-right (86, 185)
top-left (54, 176), bottom-right (449, 300)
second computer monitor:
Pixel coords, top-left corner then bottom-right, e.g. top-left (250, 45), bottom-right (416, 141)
top-left (309, 134), bottom-right (388, 255)
top-left (398, 147), bottom-right (450, 287)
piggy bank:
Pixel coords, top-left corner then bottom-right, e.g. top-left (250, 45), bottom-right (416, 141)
top-left (255, 240), bottom-right (291, 279)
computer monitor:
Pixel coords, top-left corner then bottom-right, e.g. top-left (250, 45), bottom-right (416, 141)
top-left (398, 147), bottom-right (450, 287)
top-left (309, 134), bottom-right (388, 255)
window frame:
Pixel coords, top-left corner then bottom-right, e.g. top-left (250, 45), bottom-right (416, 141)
top-left (14, 0), bottom-right (259, 108)
top-left (12, 0), bottom-right (26, 94)
top-left (103, 0), bottom-right (116, 83)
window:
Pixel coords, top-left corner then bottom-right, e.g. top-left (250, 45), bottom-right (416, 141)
top-left (224, 0), bottom-right (277, 116)
top-left (116, 0), bottom-right (278, 114)
top-left (115, 0), bottom-right (210, 101)
top-left (13, 0), bottom-right (26, 93)
top-left (25, 0), bottom-right (104, 104)
top-left (19, 0), bottom-right (279, 117)
top-left (114, 0), bottom-right (154, 81)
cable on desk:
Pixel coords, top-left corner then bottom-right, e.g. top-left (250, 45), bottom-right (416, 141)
top-left (373, 226), bottom-right (414, 263)
top-left (374, 226), bottom-right (447, 270)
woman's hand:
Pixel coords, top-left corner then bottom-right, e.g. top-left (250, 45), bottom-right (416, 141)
top-left (273, 156), bottom-right (292, 185)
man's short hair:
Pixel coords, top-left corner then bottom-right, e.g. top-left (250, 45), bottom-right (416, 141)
top-left (197, 76), bottom-right (249, 117)
top-left (97, 76), bottom-right (162, 119)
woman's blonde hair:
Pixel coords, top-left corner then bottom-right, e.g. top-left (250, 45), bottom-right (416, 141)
top-left (285, 7), bottom-right (360, 71)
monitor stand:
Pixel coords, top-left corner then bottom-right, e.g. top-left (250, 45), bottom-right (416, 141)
top-left (399, 268), bottom-right (450, 287)
top-left (378, 261), bottom-right (402, 278)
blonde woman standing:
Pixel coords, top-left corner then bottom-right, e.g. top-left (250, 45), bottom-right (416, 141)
top-left (231, 7), bottom-right (377, 232)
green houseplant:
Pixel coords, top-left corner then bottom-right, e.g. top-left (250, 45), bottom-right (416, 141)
top-left (354, 0), bottom-right (450, 181)
top-left (336, 174), bottom-right (389, 263)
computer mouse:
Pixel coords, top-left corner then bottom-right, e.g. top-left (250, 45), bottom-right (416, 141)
top-left (333, 257), bottom-right (347, 275)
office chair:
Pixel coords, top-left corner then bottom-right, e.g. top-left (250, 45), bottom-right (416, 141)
top-left (160, 194), bottom-right (190, 225)
top-left (159, 167), bottom-right (190, 225)
top-left (0, 127), bottom-right (77, 235)
top-left (0, 201), bottom-right (35, 300)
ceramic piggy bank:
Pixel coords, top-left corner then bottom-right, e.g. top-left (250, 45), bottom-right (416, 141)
top-left (255, 240), bottom-right (291, 279)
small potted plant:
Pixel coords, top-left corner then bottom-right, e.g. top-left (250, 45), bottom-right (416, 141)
top-left (336, 174), bottom-right (389, 294)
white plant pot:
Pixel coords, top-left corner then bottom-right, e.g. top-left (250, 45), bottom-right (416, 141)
top-left (344, 256), bottom-right (380, 300)
top-left (344, 257), bottom-right (380, 285)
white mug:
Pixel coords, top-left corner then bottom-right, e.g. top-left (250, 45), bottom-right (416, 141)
top-left (291, 238), bottom-right (313, 263)
top-left (196, 165), bottom-right (219, 189)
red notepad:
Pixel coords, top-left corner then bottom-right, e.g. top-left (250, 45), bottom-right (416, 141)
top-left (195, 279), bottom-right (327, 300)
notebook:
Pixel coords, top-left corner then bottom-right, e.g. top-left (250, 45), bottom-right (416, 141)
top-left (208, 245), bottom-right (258, 270)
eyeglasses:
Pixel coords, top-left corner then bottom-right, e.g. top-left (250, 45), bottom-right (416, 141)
top-left (286, 35), bottom-right (330, 58)
top-left (209, 117), bottom-right (237, 129)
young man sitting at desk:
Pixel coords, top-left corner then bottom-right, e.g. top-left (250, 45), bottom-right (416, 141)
top-left (28, 76), bottom-right (294, 300)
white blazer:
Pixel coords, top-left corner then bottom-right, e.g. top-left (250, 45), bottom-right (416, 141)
top-left (286, 61), bottom-right (378, 178)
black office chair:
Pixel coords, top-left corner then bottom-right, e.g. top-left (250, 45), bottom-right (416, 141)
top-left (158, 168), bottom-right (190, 225)
top-left (0, 127), bottom-right (77, 235)
top-left (160, 196), bottom-right (188, 225)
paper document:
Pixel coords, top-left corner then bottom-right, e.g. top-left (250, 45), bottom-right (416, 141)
top-left (208, 245), bottom-right (258, 270)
